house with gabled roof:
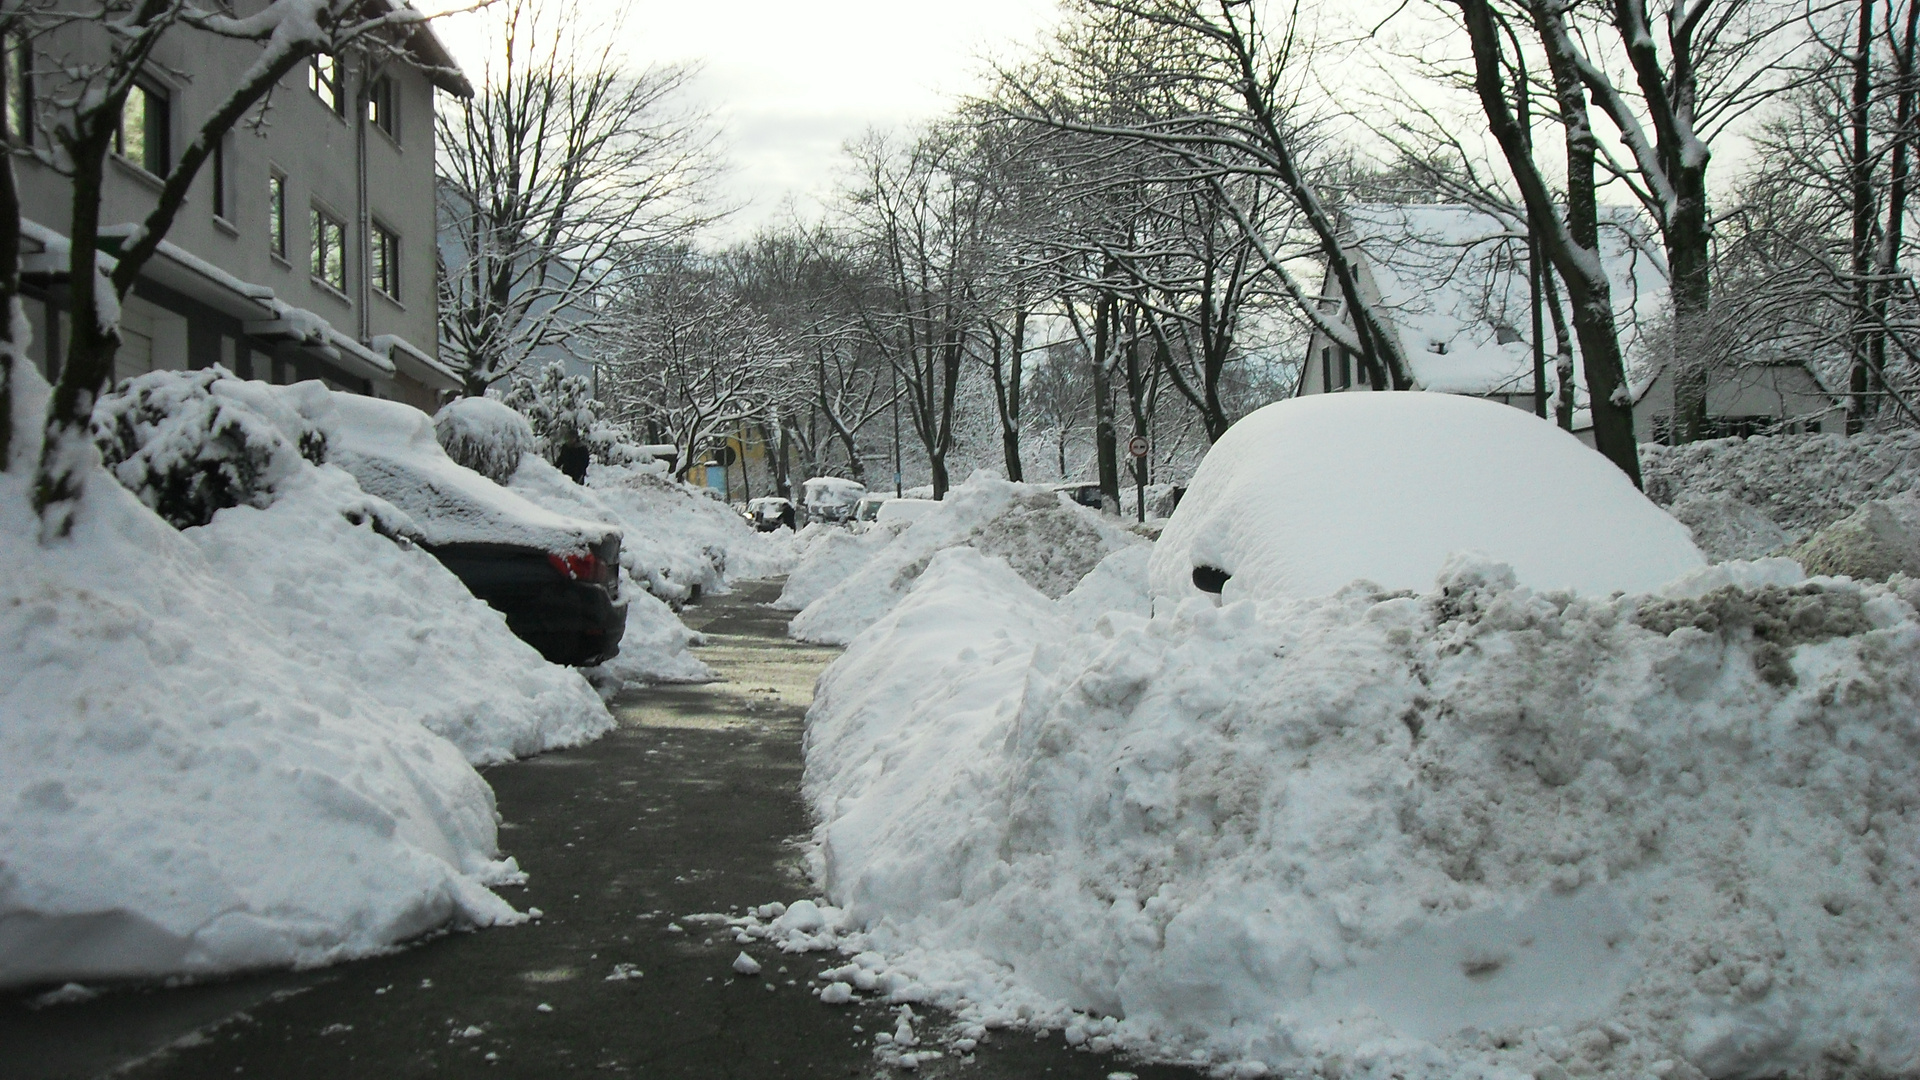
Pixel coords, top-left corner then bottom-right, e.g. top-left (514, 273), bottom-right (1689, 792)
top-left (1297, 203), bottom-right (1839, 441)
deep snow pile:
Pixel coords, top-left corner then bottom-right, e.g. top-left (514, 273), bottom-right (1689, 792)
top-left (511, 459), bottom-right (794, 604)
top-left (187, 462), bottom-right (615, 763)
top-left (1152, 394), bottom-right (1704, 606)
top-left (0, 462), bottom-right (525, 989)
top-left (773, 525), bottom-right (897, 612)
top-left (800, 547), bottom-right (1920, 1079)
top-left (786, 473), bottom-right (1144, 645)
top-left (1642, 429), bottom-right (1920, 538)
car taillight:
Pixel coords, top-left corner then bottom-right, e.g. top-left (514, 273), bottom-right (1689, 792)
top-left (548, 552), bottom-right (602, 582)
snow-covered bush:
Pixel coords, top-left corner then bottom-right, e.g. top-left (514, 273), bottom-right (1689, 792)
top-left (91, 366), bottom-right (324, 528)
top-left (500, 361), bottom-right (639, 465)
top-left (433, 396), bottom-right (535, 485)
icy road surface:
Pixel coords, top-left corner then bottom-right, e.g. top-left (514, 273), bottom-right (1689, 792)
top-left (6, 580), bottom-right (1198, 1080)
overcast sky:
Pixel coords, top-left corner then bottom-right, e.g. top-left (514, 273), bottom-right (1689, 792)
top-left (433, 0), bottom-right (1064, 242)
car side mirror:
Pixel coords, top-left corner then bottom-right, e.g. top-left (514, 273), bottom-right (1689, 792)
top-left (1192, 565), bottom-right (1231, 594)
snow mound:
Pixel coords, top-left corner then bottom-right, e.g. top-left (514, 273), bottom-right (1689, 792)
top-left (582, 587), bottom-right (713, 691)
top-left (1643, 429), bottom-right (1920, 537)
top-left (0, 467), bottom-right (524, 989)
top-left (433, 397), bottom-right (535, 485)
top-left (189, 465), bottom-right (613, 764)
top-left (804, 546), bottom-right (1920, 1079)
top-left (281, 385), bottom-right (614, 553)
top-left (1056, 544), bottom-right (1152, 625)
top-left (1667, 492), bottom-right (1792, 562)
top-left (1152, 393), bottom-right (1704, 605)
top-left (91, 366), bottom-right (325, 529)
top-left (774, 526), bottom-right (896, 612)
top-left (788, 473), bottom-right (1143, 645)
top-left (1786, 496), bottom-right (1920, 582)
top-left (510, 459), bottom-right (794, 605)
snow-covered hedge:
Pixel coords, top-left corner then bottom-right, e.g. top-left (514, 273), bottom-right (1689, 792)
top-left (433, 396), bottom-right (535, 485)
top-left (802, 548), bottom-right (1920, 1079)
top-left (91, 366), bottom-right (325, 528)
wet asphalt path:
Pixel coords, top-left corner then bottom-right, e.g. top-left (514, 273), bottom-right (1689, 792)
top-left (3, 579), bottom-right (1198, 1080)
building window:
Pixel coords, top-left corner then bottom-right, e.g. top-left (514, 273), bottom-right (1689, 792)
top-left (211, 136), bottom-right (230, 221)
top-left (1320, 347), bottom-right (1331, 393)
top-left (114, 80), bottom-right (170, 176)
top-left (1337, 350), bottom-right (1351, 390)
top-left (371, 222), bottom-right (400, 300)
top-left (268, 171), bottom-right (287, 258)
top-left (1354, 351), bottom-right (1368, 387)
top-left (4, 32), bottom-right (31, 146)
top-left (311, 206), bottom-right (347, 293)
top-left (308, 54), bottom-right (343, 116)
top-left (367, 73), bottom-right (397, 139)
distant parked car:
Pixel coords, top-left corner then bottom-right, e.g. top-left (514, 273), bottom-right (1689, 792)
top-left (309, 391), bottom-right (628, 666)
top-left (748, 496), bottom-right (795, 532)
top-left (875, 498), bottom-right (938, 527)
top-left (803, 476), bottom-right (867, 524)
top-left (1052, 482), bottom-right (1106, 509)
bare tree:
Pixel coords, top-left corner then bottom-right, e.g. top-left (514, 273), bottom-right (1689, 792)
top-left (26, 0), bottom-right (462, 535)
top-left (436, 0), bottom-right (719, 396)
top-left (598, 251), bottom-right (797, 480)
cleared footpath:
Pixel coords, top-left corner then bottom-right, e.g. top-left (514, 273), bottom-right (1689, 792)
top-left (4, 579), bottom-right (1197, 1080)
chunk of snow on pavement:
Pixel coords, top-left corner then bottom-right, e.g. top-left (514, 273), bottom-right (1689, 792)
top-left (820, 981), bottom-right (853, 1004)
top-left (789, 473), bottom-right (1143, 645)
top-left (732, 951), bottom-right (763, 975)
top-left (802, 537), bottom-right (1920, 1078)
top-left (1151, 393), bottom-right (1704, 606)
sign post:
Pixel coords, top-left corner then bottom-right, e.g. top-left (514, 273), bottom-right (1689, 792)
top-left (1127, 436), bottom-right (1149, 522)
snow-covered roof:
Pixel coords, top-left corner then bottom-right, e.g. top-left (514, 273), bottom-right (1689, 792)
top-left (1335, 204), bottom-right (1669, 396)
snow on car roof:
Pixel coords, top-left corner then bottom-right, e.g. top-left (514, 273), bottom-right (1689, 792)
top-left (276, 383), bottom-right (617, 552)
top-left (1150, 392), bottom-right (1703, 604)
top-left (803, 477), bottom-right (866, 503)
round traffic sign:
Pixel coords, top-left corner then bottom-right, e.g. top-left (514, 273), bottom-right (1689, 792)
top-left (1127, 435), bottom-right (1149, 458)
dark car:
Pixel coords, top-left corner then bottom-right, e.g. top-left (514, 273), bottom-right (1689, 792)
top-left (315, 394), bottom-right (628, 667)
top-left (427, 535), bottom-right (626, 665)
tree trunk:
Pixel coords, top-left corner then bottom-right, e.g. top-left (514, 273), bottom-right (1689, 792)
top-left (1848, 0), bottom-right (1876, 433)
top-left (1091, 289), bottom-right (1120, 511)
top-left (1460, 0), bottom-right (1641, 484)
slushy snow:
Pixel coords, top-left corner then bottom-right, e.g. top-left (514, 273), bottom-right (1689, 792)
top-left (1151, 393), bottom-right (1704, 606)
top-left (797, 543), bottom-right (1920, 1078)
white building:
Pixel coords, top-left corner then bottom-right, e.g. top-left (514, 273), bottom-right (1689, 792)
top-left (1297, 203), bottom-right (1839, 441)
top-left (13, 6), bottom-right (470, 411)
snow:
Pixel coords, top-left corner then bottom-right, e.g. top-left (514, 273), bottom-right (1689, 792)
top-left (1339, 204), bottom-right (1666, 397)
top-left (0, 459), bottom-right (525, 989)
top-left (1151, 393), bottom-right (1704, 606)
top-left (507, 456), bottom-right (794, 605)
top-left (187, 463), bottom-right (612, 764)
top-left (1643, 429), bottom-right (1920, 538)
top-left (786, 473), bottom-right (1145, 645)
top-left (285, 385), bottom-right (614, 554)
top-left (773, 526), bottom-right (894, 612)
top-left (792, 540), bottom-right (1920, 1078)
top-left (434, 396), bottom-right (535, 486)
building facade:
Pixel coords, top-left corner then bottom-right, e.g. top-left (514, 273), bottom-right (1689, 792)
top-left (14, 7), bottom-right (469, 411)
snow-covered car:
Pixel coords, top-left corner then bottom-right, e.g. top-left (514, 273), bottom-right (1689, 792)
top-left (803, 476), bottom-right (867, 524)
top-left (748, 496), bottom-right (795, 532)
top-left (292, 387), bottom-right (629, 666)
top-left (875, 497), bottom-right (938, 527)
top-left (1151, 392), bottom-right (1704, 605)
